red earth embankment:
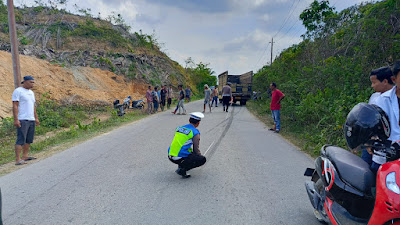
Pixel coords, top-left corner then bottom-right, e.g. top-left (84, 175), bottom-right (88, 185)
top-left (0, 51), bottom-right (148, 119)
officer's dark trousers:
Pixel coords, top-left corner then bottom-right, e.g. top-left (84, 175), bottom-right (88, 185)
top-left (169, 153), bottom-right (206, 171)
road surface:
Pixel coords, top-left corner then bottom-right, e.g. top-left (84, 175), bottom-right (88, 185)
top-left (0, 100), bottom-right (319, 225)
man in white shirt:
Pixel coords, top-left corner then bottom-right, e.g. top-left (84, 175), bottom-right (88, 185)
top-left (368, 66), bottom-right (393, 104)
top-left (12, 76), bottom-right (40, 165)
top-left (373, 62), bottom-right (400, 171)
top-left (375, 63), bottom-right (400, 142)
top-left (362, 66), bottom-right (394, 169)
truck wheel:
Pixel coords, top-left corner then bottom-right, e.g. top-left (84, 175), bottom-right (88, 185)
top-left (240, 100), bottom-right (247, 106)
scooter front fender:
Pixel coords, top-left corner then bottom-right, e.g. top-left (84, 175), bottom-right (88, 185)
top-left (368, 159), bottom-right (400, 225)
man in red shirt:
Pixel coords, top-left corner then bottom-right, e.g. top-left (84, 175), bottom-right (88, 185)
top-left (269, 82), bottom-right (285, 133)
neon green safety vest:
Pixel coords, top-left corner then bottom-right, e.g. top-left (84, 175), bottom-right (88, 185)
top-left (168, 124), bottom-right (199, 157)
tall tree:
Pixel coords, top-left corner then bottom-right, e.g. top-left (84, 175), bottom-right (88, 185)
top-left (189, 62), bottom-right (217, 92)
top-left (300, 0), bottom-right (336, 38)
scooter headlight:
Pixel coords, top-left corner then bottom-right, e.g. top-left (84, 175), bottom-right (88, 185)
top-left (386, 172), bottom-right (400, 194)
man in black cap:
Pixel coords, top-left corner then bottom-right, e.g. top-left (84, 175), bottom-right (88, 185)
top-left (12, 76), bottom-right (40, 165)
top-left (167, 112), bottom-right (206, 178)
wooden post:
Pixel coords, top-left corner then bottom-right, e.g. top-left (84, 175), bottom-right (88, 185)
top-left (7, 0), bottom-right (21, 88)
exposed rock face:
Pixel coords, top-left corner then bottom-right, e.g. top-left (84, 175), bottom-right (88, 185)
top-left (0, 6), bottom-right (189, 97)
top-left (0, 44), bottom-right (185, 87)
top-left (0, 6), bottom-right (192, 119)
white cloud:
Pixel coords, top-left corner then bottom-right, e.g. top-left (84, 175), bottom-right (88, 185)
top-left (260, 14), bottom-right (270, 22)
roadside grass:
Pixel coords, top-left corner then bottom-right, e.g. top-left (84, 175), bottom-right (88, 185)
top-left (188, 94), bottom-right (202, 102)
top-left (246, 100), bottom-right (318, 158)
top-left (0, 108), bottom-right (146, 166)
top-left (30, 109), bottom-right (147, 153)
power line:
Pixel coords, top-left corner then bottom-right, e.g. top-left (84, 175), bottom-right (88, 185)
top-left (253, 42), bottom-right (270, 71)
top-left (252, 41), bottom-right (269, 68)
top-left (253, 0), bottom-right (305, 72)
top-left (277, 18), bottom-right (300, 40)
top-left (272, 0), bottom-right (297, 38)
top-left (273, 0), bottom-right (301, 39)
top-left (266, 0), bottom-right (303, 64)
top-left (275, 0), bottom-right (302, 39)
top-left (253, 0), bottom-right (298, 71)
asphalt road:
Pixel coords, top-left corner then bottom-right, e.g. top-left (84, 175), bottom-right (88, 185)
top-left (0, 100), bottom-right (320, 225)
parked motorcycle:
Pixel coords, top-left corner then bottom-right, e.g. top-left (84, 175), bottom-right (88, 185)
top-left (113, 99), bottom-right (125, 116)
top-left (122, 96), bottom-right (132, 110)
top-left (304, 103), bottom-right (400, 225)
top-left (131, 99), bottom-right (145, 109)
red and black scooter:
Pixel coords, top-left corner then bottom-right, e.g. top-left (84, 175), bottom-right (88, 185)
top-left (304, 103), bottom-right (400, 225)
top-left (305, 144), bottom-right (400, 225)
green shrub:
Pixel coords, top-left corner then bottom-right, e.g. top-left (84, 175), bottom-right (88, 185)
top-left (70, 19), bottom-right (128, 47)
top-left (252, 0), bottom-right (400, 155)
top-left (33, 6), bottom-right (45, 13)
top-left (127, 72), bottom-right (136, 79)
top-left (0, 117), bottom-right (15, 136)
top-left (129, 63), bottom-right (135, 71)
top-left (0, 1), bottom-right (7, 24)
top-left (20, 36), bottom-right (30, 45)
top-left (99, 57), bottom-right (115, 72)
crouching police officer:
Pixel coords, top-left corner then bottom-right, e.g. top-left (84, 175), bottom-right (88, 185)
top-left (168, 112), bottom-right (206, 178)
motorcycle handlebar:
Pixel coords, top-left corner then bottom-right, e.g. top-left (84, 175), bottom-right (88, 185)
top-left (368, 141), bottom-right (400, 162)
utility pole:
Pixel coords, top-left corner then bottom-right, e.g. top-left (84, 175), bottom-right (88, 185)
top-left (269, 37), bottom-right (275, 65)
top-left (7, 0), bottom-right (21, 88)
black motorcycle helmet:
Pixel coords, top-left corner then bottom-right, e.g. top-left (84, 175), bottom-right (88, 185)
top-left (344, 103), bottom-right (390, 149)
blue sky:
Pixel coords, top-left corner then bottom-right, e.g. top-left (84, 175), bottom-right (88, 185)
top-left (13, 0), bottom-right (372, 75)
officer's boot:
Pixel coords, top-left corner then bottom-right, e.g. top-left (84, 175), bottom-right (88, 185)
top-left (175, 168), bottom-right (191, 178)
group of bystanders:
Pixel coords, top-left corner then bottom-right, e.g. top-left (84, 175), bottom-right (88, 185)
top-left (146, 85), bottom-right (174, 114)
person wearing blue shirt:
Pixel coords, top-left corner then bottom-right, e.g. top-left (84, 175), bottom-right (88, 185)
top-left (152, 87), bottom-right (160, 113)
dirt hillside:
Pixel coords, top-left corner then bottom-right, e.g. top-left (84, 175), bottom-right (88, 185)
top-left (0, 50), bottom-right (148, 119)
